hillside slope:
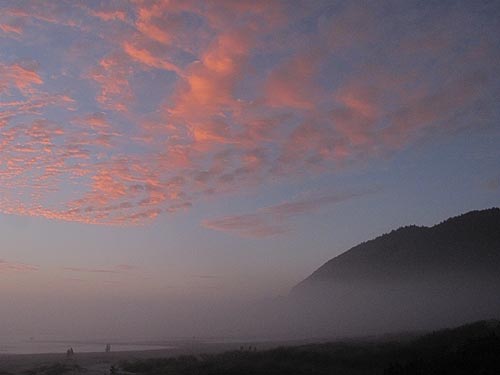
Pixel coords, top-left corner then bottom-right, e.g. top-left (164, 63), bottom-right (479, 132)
top-left (293, 208), bottom-right (500, 293)
top-left (286, 208), bottom-right (500, 336)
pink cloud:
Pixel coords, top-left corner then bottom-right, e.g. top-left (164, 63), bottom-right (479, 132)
top-left (0, 260), bottom-right (39, 272)
top-left (0, 1), bottom-right (497, 227)
top-left (63, 264), bottom-right (137, 274)
top-left (485, 176), bottom-right (500, 191)
top-left (122, 40), bottom-right (182, 74)
top-left (0, 21), bottom-right (24, 35)
top-left (203, 213), bottom-right (287, 238)
top-left (265, 48), bottom-right (325, 110)
top-left (87, 52), bottom-right (133, 112)
top-left (203, 188), bottom-right (378, 237)
top-left (89, 9), bottom-right (128, 23)
top-left (0, 61), bottom-right (43, 94)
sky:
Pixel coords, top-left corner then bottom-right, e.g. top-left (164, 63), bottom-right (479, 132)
top-left (0, 0), bottom-right (499, 339)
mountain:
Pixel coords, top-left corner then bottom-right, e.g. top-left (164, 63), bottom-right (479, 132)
top-left (293, 208), bottom-right (500, 293)
top-left (287, 208), bottom-right (500, 336)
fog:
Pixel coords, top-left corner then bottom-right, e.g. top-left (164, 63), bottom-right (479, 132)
top-left (2, 273), bottom-right (499, 344)
top-left (285, 275), bottom-right (500, 338)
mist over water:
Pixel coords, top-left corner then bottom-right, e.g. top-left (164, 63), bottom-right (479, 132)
top-left (3, 273), bottom-right (499, 354)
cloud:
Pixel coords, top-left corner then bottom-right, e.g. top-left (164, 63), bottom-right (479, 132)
top-left (88, 9), bottom-right (128, 23)
top-left (122, 40), bottom-right (182, 74)
top-left (0, 260), bottom-right (39, 272)
top-left (192, 275), bottom-right (222, 279)
top-left (87, 51), bottom-right (133, 112)
top-left (203, 213), bottom-right (287, 238)
top-left (0, 20), bottom-right (24, 35)
top-left (485, 176), bottom-right (500, 191)
top-left (0, 61), bottom-right (43, 94)
top-left (0, 1), bottom-right (498, 226)
top-left (63, 264), bottom-right (137, 274)
top-left (203, 188), bottom-right (378, 238)
top-left (265, 47), bottom-right (325, 110)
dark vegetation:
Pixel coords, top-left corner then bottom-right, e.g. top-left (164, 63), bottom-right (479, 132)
top-left (119, 320), bottom-right (500, 375)
top-left (22, 363), bottom-right (83, 375)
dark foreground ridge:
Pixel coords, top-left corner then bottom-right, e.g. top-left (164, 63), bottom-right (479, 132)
top-left (117, 319), bottom-right (500, 374)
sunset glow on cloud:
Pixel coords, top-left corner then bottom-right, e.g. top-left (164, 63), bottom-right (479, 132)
top-left (1, 0), bottom-right (498, 230)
